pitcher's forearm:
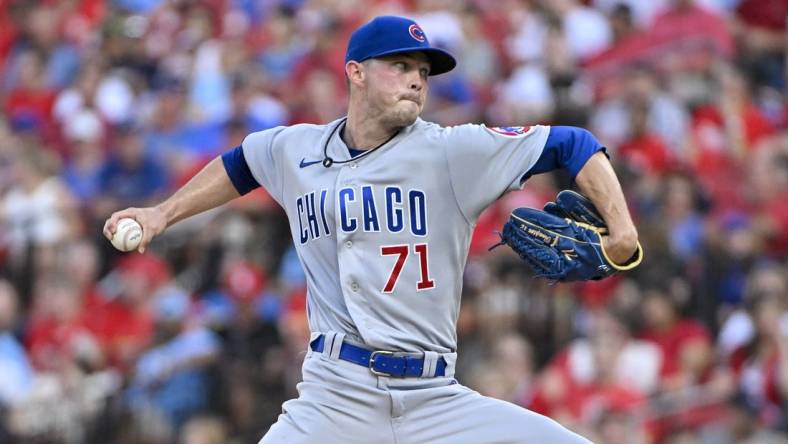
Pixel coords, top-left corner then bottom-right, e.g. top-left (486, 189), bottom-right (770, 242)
top-left (575, 153), bottom-right (637, 239)
top-left (157, 156), bottom-right (241, 228)
top-left (575, 152), bottom-right (638, 263)
top-left (103, 156), bottom-right (242, 253)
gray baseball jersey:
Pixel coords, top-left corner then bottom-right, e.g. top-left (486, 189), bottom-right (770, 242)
top-left (242, 118), bottom-right (549, 353)
top-left (243, 118), bottom-right (594, 444)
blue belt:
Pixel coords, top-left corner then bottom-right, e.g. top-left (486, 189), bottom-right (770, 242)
top-left (310, 334), bottom-right (447, 378)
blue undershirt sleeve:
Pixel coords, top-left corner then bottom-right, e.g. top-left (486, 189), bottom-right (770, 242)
top-left (522, 126), bottom-right (607, 182)
top-left (221, 145), bottom-right (260, 195)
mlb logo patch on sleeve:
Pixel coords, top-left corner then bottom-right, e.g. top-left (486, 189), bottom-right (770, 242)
top-left (485, 126), bottom-right (533, 137)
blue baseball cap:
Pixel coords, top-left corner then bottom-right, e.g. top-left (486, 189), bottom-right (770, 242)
top-left (345, 16), bottom-right (456, 76)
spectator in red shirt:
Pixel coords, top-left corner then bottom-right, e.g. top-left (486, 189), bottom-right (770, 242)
top-left (25, 274), bottom-right (102, 372)
top-left (749, 136), bottom-right (788, 258)
top-left (292, 15), bottom-right (349, 86)
top-left (0, 0), bottom-right (20, 68)
top-left (530, 308), bottom-right (658, 424)
top-left (618, 99), bottom-right (676, 176)
top-left (690, 65), bottom-right (775, 211)
top-left (734, 0), bottom-right (787, 92)
top-left (4, 49), bottom-right (57, 136)
top-left (651, 0), bottom-right (735, 59)
top-left (640, 280), bottom-right (713, 391)
top-left (729, 284), bottom-right (788, 428)
top-left (87, 254), bottom-right (169, 370)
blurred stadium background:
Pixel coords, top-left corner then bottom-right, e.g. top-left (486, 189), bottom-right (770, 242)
top-left (0, 0), bottom-right (786, 443)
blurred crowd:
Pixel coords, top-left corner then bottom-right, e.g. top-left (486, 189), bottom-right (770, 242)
top-left (0, 0), bottom-right (786, 443)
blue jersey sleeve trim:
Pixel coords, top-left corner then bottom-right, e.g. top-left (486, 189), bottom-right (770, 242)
top-left (221, 145), bottom-right (260, 195)
top-left (522, 126), bottom-right (607, 182)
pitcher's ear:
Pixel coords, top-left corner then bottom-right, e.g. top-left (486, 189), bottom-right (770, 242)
top-left (345, 60), bottom-right (365, 87)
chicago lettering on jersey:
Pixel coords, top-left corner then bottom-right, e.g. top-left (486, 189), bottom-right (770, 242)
top-left (296, 189), bottom-right (331, 244)
top-left (295, 186), bottom-right (428, 244)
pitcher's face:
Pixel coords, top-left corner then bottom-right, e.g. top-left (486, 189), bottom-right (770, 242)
top-left (359, 52), bottom-right (431, 128)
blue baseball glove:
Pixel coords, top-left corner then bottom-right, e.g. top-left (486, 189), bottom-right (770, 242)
top-left (491, 190), bottom-right (643, 282)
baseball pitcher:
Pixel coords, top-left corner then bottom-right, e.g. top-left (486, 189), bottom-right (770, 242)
top-left (104, 16), bottom-right (642, 444)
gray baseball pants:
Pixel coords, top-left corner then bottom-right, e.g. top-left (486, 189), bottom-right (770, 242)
top-left (259, 332), bottom-right (592, 444)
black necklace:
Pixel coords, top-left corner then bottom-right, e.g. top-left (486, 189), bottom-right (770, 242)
top-left (321, 117), bottom-right (401, 168)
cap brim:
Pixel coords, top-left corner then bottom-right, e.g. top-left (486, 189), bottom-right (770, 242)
top-left (367, 47), bottom-right (456, 76)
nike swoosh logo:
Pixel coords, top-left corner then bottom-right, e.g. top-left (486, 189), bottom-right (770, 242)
top-left (299, 158), bottom-right (322, 168)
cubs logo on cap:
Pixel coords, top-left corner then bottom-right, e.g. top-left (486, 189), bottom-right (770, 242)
top-left (345, 16), bottom-right (456, 76)
top-left (408, 24), bottom-right (426, 42)
top-left (485, 126), bottom-right (534, 137)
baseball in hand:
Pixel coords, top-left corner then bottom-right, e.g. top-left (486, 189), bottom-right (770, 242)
top-left (111, 218), bottom-right (143, 252)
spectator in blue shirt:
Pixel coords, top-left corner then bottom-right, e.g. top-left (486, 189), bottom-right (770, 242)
top-left (127, 288), bottom-right (221, 432)
top-left (98, 123), bottom-right (169, 209)
top-left (0, 280), bottom-right (34, 407)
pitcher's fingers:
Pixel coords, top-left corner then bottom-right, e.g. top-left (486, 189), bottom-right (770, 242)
top-left (104, 208), bottom-right (138, 239)
top-left (102, 218), bottom-right (113, 240)
top-left (136, 224), bottom-right (155, 254)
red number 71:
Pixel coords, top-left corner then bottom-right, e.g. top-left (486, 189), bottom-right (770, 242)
top-left (380, 243), bottom-right (435, 293)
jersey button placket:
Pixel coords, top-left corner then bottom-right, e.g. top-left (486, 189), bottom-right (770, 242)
top-left (333, 161), bottom-right (358, 298)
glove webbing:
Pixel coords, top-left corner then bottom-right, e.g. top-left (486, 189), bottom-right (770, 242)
top-left (490, 222), bottom-right (577, 280)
